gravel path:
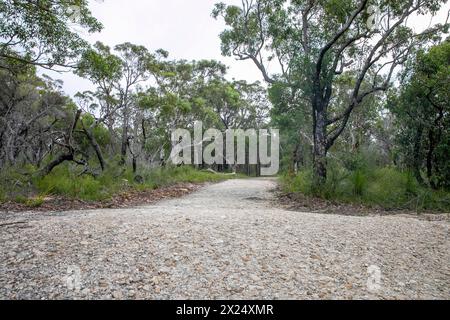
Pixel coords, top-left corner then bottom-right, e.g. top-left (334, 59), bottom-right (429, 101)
top-left (0, 178), bottom-right (449, 300)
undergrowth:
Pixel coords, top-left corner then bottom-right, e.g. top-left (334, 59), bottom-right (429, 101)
top-left (0, 164), bottom-right (237, 206)
top-left (281, 166), bottom-right (450, 212)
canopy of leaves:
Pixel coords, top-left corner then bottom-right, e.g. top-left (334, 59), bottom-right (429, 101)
top-left (0, 0), bottom-right (102, 69)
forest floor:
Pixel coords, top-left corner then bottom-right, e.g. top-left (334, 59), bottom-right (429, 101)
top-left (0, 178), bottom-right (449, 299)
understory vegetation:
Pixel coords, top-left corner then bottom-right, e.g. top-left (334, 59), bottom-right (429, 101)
top-left (281, 164), bottom-right (450, 212)
top-left (0, 165), bottom-right (234, 205)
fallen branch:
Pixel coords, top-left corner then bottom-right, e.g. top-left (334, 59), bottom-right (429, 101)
top-left (0, 221), bottom-right (28, 227)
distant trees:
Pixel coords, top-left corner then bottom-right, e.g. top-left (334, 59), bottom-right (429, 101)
top-left (0, 51), bottom-right (270, 177)
top-left (213, 0), bottom-right (449, 186)
top-left (75, 42), bottom-right (268, 174)
top-left (76, 42), bottom-right (168, 167)
top-left (137, 59), bottom-right (270, 172)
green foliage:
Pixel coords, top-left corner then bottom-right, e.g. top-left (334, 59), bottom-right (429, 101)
top-left (25, 196), bottom-right (45, 208)
top-left (14, 195), bottom-right (28, 204)
top-left (0, 165), bottom-right (37, 198)
top-left (351, 170), bottom-right (366, 197)
top-left (389, 40), bottom-right (450, 189)
top-left (35, 165), bottom-right (108, 201)
top-left (0, 0), bottom-right (102, 68)
top-left (28, 164), bottom-right (234, 202)
top-left (281, 170), bottom-right (314, 194)
top-left (0, 171), bottom-right (44, 208)
top-left (281, 165), bottom-right (450, 212)
top-left (214, 0), bottom-right (448, 187)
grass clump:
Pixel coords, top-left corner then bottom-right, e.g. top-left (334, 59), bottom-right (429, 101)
top-left (25, 196), bottom-right (45, 208)
top-left (34, 165), bottom-right (110, 201)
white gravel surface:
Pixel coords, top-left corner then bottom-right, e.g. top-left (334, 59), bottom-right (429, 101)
top-left (0, 178), bottom-right (449, 300)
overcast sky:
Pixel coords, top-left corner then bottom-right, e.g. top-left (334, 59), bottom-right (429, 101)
top-left (45, 0), bottom-right (449, 97)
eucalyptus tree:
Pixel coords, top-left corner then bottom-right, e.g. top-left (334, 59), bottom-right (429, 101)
top-left (0, 0), bottom-right (102, 70)
top-left (76, 42), bottom-right (167, 166)
top-left (213, 0), bottom-right (449, 186)
top-left (136, 59), bottom-right (228, 164)
top-left (0, 62), bottom-right (71, 167)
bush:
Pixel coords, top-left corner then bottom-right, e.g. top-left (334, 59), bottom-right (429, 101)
top-left (0, 165), bottom-right (37, 199)
top-left (363, 168), bottom-right (413, 209)
top-left (34, 164), bottom-right (122, 201)
top-left (280, 170), bottom-right (313, 194)
top-left (351, 170), bottom-right (366, 196)
top-left (281, 165), bottom-right (450, 212)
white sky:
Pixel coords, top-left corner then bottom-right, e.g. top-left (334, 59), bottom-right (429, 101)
top-left (44, 0), bottom-right (449, 97)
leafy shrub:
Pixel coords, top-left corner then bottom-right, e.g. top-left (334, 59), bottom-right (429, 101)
top-left (364, 168), bottom-right (414, 209)
top-left (0, 165), bottom-right (37, 198)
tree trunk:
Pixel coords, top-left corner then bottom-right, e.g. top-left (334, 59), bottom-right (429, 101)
top-left (427, 129), bottom-right (437, 189)
top-left (120, 104), bottom-right (129, 166)
top-left (83, 125), bottom-right (106, 171)
top-left (312, 108), bottom-right (327, 187)
top-left (412, 126), bottom-right (424, 185)
top-left (132, 157), bottom-right (137, 173)
top-left (38, 109), bottom-right (82, 177)
top-left (40, 153), bottom-right (74, 177)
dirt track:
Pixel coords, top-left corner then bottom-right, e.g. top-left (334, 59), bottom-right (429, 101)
top-left (0, 178), bottom-right (448, 299)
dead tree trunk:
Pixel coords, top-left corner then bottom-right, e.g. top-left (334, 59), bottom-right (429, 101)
top-left (82, 121), bottom-right (106, 171)
top-left (38, 109), bottom-right (82, 177)
top-left (40, 153), bottom-right (74, 176)
top-left (120, 103), bottom-right (129, 166)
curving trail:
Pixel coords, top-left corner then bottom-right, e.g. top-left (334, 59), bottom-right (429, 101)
top-left (0, 178), bottom-right (449, 299)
